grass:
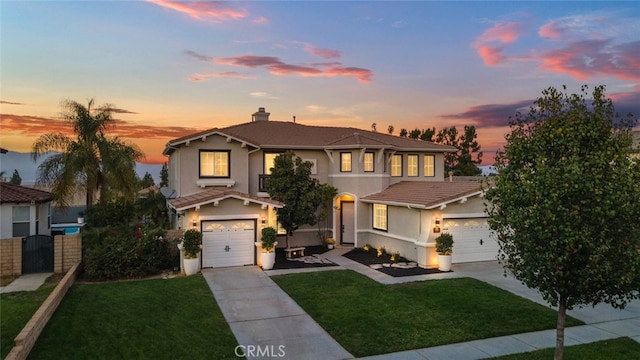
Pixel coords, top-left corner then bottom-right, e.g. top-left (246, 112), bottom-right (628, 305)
top-left (29, 275), bottom-right (241, 360)
top-left (272, 270), bottom-right (584, 357)
top-left (1, 278), bottom-right (56, 359)
top-left (490, 337), bottom-right (640, 359)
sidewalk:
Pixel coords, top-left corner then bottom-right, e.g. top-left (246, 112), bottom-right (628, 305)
top-left (204, 247), bottom-right (640, 359)
top-left (0, 273), bottom-right (52, 294)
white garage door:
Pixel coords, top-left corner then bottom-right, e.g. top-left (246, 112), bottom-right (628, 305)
top-left (201, 220), bottom-right (255, 268)
top-left (443, 218), bottom-right (499, 263)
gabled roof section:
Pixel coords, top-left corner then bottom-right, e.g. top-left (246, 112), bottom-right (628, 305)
top-left (0, 182), bottom-right (53, 204)
top-left (167, 189), bottom-right (283, 212)
top-left (164, 120), bottom-right (455, 154)
top-left (361, 181), bottom-right (487, 209)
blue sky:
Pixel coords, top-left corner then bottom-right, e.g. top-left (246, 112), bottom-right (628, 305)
top-left (1, 1), bottom-right (638, 164)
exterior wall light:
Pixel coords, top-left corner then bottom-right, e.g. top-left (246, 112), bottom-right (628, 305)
top-left (433, 218), bottom-right (441, 233)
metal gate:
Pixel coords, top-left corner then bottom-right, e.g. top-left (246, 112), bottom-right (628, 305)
top-left (22, 235), bottom-right (54, 274)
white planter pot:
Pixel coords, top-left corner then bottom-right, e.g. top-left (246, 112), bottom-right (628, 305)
top-left (183, 257), bottom-right (199, 276)
top-left (437, 255), bottom-right (452, 272)
top-left (261, 252), bottom-right (276, 270)
top-left (327, 244), bottom-right (334, 250)
top-left (77, 217), bottom-right (84, 224)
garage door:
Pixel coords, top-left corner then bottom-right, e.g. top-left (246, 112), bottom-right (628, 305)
top-left (201, 220), bottom-right (256, 268)
top-left (442, 218), bottom-right (499, 263)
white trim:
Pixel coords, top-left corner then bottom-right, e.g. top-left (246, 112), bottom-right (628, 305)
top-left (171, 195), bottom-right (282, 212)
top-left (196, 179), bottom-right (235, 188)
top-left (199, 214), bottom-right (260, 221)
top-left (329, 174), bottom-right (389, 178)
top-left (443, 213), bottom-right (487, 219)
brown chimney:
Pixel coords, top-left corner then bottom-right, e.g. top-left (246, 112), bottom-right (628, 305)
top-left (252, 107), bottom-right (270, 122)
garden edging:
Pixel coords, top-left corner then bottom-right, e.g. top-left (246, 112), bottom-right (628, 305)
top-left (5, 261), bottom-right (81, 360)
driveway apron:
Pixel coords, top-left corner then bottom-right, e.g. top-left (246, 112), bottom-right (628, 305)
top-left (202, 266), bottom-right (353, 360)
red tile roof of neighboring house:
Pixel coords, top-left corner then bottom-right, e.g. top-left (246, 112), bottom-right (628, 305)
top-left (167, 188), bottom-right (283, 211)
top-left (361, 180), bottom-right (488, 209)
top-left (0, 182), bottom-right (53, 204)
top-left (164, 120), bottom-right (455, 154)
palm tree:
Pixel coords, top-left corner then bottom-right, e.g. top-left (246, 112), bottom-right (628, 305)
top-left (31, 99), bottom-right (144, 208)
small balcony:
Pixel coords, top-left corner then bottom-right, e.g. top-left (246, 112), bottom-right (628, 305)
top-left (258, 174), bottom-right (271, 192)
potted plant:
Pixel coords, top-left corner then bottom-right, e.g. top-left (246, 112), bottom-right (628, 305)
top-left (77, 211), bottom-right (85, 224)
top-left (259, 227), bottom-right (278, 270)
top-left (325, 237), bottom-right (335, 249)
top-left (435, 232), bottom-right (454, 271)
top-left (181, 229), bottom-right (202, 275)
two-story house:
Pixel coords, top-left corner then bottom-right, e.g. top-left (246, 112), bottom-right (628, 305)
top-left (163, 108), bottom-right (498, 268)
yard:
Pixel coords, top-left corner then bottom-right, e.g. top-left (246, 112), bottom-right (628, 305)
top-left (1, 277), bottom-right (57, 359)
top-left (272, 270), bottom-right (585, 357)
top-left (492, 337), bottom-right (640, 359)
top-left (28, 275), bottom-right (240, 359)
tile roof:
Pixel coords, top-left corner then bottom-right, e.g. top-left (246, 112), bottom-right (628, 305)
top-left (165, 120), bottom-right (455, 154)
top-left (167, 188), bottom-right (283, 211)
top-left (361, 180), bottom-right (487, 209)
top-left (0, 182), bottom-right (53, 204)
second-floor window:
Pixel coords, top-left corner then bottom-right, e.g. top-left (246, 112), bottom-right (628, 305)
top-left (407, 155), bottom-right (418, 177)
top-left (340, 152), bottom-right (352, 172)
top-left (391, 154), bottom-right (402, 177)
top-left (364, 152), bottom-right (374, 172)
top-left (200, 150), bottom-right (230, 178)
top-left (424, 154), bottom-right (435, 177)
top-left (264, 152), bottom-right (280, 175)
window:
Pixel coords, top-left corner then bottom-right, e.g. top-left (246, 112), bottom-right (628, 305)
top-left (373, 204), bottom-right (388, 231)
top-left (407, 155), bottom-right (418, 177)
top-left (12, 206), bottom-right (30, 237)
top-left (364, 152), bottom-right (375, 172)
top-left (340, 152), bottom-right (352, 172)
top-left (391, 154), bottom-right (402, 177)
top-left (264, 152), bottom-right (280, 175)
top-left (424, 154), bottom-right (435, 177)
top-left (200, 150), bottom-right (230, 178)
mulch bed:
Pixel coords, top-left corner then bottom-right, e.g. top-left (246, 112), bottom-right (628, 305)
top-left (343, 248), bottom-right (449, 277)
top-left (272, 246), bottom-right (338, 270)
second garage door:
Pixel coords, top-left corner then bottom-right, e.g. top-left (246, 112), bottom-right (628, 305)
top-left (201, 220), bottom-right (256, 268)
top-left (442, 218), bottom-right (500, 263)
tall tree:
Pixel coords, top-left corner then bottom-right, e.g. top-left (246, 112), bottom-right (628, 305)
top-left (139, 171), bottom-right (155, 189)
top-left (419, 127), bottom-right (436, 142)
top-left (159, 162), bottom-right (169, 188)
top-left (387, 125), bottom-right (394, 135)
top-left (32, 99), bottom-right (143, 208)
top-left (436, 126), bottom-right (459, 175)
top-left (456, 126), bottom-right (483, 175)
top-left (265, 151), bottom-right (334, 249)
top-left (408, 128), bottom-right (422, 139)
top-left (484, 85), bottom-right (640, 360)
top-left (9, 169), bottom-right (22, 185)
top-left (399, 128), bottom-right (408, 137)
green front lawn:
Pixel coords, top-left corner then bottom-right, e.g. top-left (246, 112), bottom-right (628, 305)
top-left (490, 337), bottom-right (640, 359)
top-left (29, 275), bottom-right (240, 359)
top-left (1, 281), bottom-right (56, 359)
top-left (272, 270), bottom-right (584, 357)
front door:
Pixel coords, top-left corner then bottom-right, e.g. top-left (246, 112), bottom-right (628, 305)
top-left (340, 201), bottom-right (355, 244)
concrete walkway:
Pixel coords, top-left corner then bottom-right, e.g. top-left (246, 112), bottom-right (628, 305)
top-left (0, 273), bottom-right (52, 294)
top-left (203, 248), bottom-right (640, 359)
top-left (201, 266), bottom-right (353, 360)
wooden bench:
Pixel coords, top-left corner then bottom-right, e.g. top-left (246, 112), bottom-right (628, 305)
top-left (284, 247), bottom-right (306, 259)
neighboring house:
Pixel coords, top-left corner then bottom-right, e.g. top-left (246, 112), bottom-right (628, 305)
top-left (0, 182), bottom-right (52, 238)
top-left (163, 107), bottom-right (496, 268)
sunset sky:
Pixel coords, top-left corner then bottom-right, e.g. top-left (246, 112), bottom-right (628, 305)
top-left (2, 1), bottom-right (639, 165)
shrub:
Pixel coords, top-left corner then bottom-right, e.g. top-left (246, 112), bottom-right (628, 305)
top-left (260, 227), bottom-right (277, 253)
top-left (363, 244), bottom-right (371, 252)
top-left (182, 229), bottom-right (202, 259)
top-left (390, 251), bottom-right (400, 262)
top-left (85, 198), bottom-right (136, 228)
top-left (376, 246), bottom-right (386, 257)
top-left (83, 225), bottom-right (173, 280)
top-left (435, 233), bottom-right (454, 255)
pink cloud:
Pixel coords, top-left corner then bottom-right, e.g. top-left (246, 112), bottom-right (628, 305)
top-left (215, 55), bottom-right (372, 82)
top-left (303, 44), bottom-right (341, 59)
top-left (538, 20), bottom-right (565, 39)
top-left (147, 0), bottom-right (247, 21)
top-left (477, 21), bottom-right (526, 44)
top-left (539, 39), bottom-right (640, 82)
top-left (473, 21), bottom-right (526, 66)
top-left (188, 72), bottom-right (254, 82)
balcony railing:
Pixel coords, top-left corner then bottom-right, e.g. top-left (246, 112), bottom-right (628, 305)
top-left (258, 174), bottom-right (270, 192)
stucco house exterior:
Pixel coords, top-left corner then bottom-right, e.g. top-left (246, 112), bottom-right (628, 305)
top-left (0, 182), bottom-right (52, 238)
top-left (163, 108), bottom-right (497, 268)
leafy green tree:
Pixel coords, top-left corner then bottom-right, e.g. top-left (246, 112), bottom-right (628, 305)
top-left (139, 171), bottom-right (155, 189)
top-left (399, 128), bottom-right (408, 137)
top-left (419, 127), bottom-right (436, 142)
top-left (484, 85), bottom-right (640, 360)
top-left (436, 126), bottom-right (482, 175)
top-left (266, 151), bottom-right (335, 249)
top-left (160, 162), bottom-right (169, 188)
top-left (387, 125), bottom-right (394, 135)
top-left (31, 99), bottom-right (143, 208)
top-left (9, 169), bottom-right (21, 185)
top-left (136, 190), bottom-right (169, 229)
top-left (409, 128), bottom-right (422, 139)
